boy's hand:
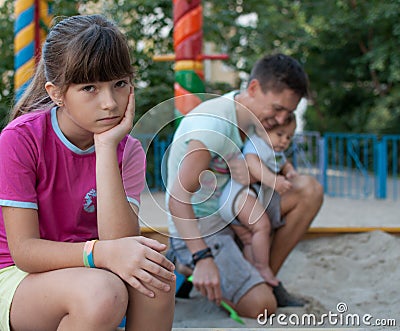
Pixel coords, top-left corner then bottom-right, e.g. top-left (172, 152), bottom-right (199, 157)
top-left (192, 258), bottom-right (222, 305)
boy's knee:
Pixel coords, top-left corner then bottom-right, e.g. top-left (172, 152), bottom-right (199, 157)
top-left (298, 175), bottom-right (323, 201)
top-left (250, 294), bottom-right (277, 318)
top-left (236, 284), bottom-right (277, 318)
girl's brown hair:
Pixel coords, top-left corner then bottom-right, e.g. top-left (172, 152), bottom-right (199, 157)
top-left (10, 14), bottom-right (134, 121)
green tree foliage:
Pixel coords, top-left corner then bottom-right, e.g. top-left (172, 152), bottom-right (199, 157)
top-left (1, 0), bottom-right (399, 135)
top-left (96, 0), bottom-right (175, 122)
top-left (203, 0), bottom-right (400, 134)
top-left (0, 0), bottom-right (174, 130)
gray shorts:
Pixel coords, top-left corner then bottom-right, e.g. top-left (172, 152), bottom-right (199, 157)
top-left (170, 226), bottom-right (265, 304)
top-left (219, 179), bottom-right (286, 230)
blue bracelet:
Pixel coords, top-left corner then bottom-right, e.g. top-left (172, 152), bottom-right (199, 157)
top-left (192, 247), bottom-right (214, 265)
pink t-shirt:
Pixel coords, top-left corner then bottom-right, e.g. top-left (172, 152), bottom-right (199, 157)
top-left (0, 107), bottom-right (146, 268)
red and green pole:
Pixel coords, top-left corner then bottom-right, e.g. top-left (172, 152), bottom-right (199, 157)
top-left (173, 0), bottom-right (205, 117)
top-left (154, 1), bottom-right (228, 116)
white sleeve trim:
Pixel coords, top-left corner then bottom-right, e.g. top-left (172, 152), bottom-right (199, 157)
top-left (0, 199), bottom-right (38, 209)
top-left (127, 197), bottom-right (140, 208)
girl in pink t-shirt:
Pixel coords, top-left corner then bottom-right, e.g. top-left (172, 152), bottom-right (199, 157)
top-left (0, 15), bottom-right (175, 331)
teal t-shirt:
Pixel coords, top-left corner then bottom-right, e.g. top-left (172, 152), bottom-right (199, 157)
top-left (166, 91), bottom-right (243, 237)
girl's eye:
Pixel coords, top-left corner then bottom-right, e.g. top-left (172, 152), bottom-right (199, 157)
top-left (115, 80), bottom-right (128, 88)
top-left (82, 85), bottom-right (95, 92)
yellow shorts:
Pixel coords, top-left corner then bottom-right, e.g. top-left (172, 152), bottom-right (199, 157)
top-left (0, 266), bottom-right (28, 331)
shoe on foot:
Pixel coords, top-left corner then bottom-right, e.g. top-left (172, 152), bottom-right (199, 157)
top-left (272, 282), bottom-right (307, 307)
top-left (166, 249), bottom-right (194, 298)
top-left (165, 248), bottom-right (176, 264)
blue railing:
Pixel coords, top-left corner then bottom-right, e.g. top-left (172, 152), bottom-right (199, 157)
top-left (288, 131), bottom-right (322, 183)
top-left (376, 135), bottom-right (400, 199)
top-left (135, 132), bottom-right (400, 200)
top-left (323, 133), bottom-right (378, 199)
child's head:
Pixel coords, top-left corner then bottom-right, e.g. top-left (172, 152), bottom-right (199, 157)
top-left (256, 113), bottom-right (296, 152)
top-left (12, 15), bottom-right (134, 120)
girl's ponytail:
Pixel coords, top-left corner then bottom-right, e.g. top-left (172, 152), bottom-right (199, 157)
top-left (10, 57), bottom-right (54, 122)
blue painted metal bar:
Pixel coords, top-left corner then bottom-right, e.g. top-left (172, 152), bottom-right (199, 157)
top-left (376, 140), bottom-right (386, 199)
top-left (323, 133), bottom-right (378, 199)
top-left (393, 139), bottom-right (398, 200)
top-left (381, 135), bottom-right (400, 200)
top-left (318, 137), bottom-right (325, 185)
top-left (323, 136), bottom-right (329, 193)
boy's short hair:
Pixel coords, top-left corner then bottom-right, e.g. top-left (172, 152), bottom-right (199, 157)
top-left (284, 112), bottom-right (297, 126)
top-left (248, 53), bottom-right (309, 98)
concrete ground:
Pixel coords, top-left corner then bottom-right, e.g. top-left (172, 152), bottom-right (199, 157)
top-left (138, 190), bottom-right (400, 231)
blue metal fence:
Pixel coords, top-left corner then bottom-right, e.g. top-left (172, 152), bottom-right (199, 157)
top-left (323, 133), bottom-right (378, 199)
top-left (376, 135), bottom-right (400, 199)
top-left (288, 131), bottom-right (322, 182)
top-left (136, 132), bottom-right (400, 200)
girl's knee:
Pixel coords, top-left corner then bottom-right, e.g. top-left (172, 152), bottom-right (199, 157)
top-left (151, 278), bottom-right (176, 308)
top-left (79, 271), bottom-right (128, 324)
top-left (126, 279), bottom-right (175, 330)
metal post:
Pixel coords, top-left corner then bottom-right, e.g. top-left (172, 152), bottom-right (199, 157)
top-left (14, 0), bottom-right (52, 100)
top-left (173, 0), bottom-right (205, 118)
top-left (320, 136), bottom-right (327, 192)
top-left (376, 139), bottom-right (388, 199)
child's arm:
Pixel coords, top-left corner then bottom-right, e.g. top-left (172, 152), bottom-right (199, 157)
top-left (245, 153), bottom-right (276, 187)
top-left (3, 207), bottom-right (86, 272)
top-left (169, 140), bottom-right (222, 305)
top-left (3, 206), bottom-right (173, 297)
top-left (281, 161), bottom-right (298, 179)
top-left (245, 154), bottom-right (292, 194)
top-left (94, 91), bottom-right (139, 240)
top-left (93, 91), bottom-right (175, 297)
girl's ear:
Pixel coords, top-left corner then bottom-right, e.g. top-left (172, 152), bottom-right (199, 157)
top-left (45, 82), bottom-right (64, 106)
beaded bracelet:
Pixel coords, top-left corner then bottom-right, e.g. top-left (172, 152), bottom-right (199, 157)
top-left (83, 239), bottom-right (98, 268)
top-left (192, 247), bottom-right (214, 265)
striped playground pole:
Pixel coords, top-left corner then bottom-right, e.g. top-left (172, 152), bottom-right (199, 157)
top-left (14, 0), bottom-right (52, 100)
top-left (173, 0), bottom-right (205, 117)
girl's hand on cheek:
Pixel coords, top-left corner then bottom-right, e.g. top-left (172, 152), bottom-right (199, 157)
top-left (94, 88), bottom-right (135, 149)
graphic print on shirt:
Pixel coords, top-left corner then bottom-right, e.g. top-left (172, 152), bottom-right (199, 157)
top-left (204, 152), bottom-right (240, 199)
top-left (83, 189), bottom-right (97, 213)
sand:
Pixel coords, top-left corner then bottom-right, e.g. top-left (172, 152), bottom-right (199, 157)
top-left (172, 231), bottom-right (400, 330)
top-left (137, 192), bottom-right (400, 330)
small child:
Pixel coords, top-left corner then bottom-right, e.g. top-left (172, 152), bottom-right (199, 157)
top-left (219, 114), bottom-right (297, 286)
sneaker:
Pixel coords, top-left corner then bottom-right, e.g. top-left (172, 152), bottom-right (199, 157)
top-left (166, 249), bottom-right (193, 298)
top-left (272, 282), bottom-right (307, 307)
